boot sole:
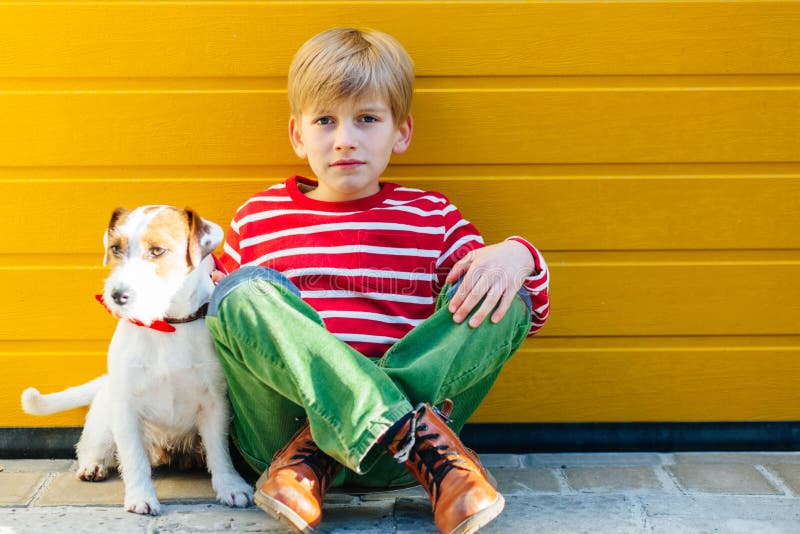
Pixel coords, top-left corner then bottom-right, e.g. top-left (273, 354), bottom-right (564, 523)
top-left (254, 490), bottom-right (315, 533)
top-left (448, 493), bottom-right (505, 534)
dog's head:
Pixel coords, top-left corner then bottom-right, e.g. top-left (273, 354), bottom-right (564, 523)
top-left (102, 205), bottom-right (223, 324)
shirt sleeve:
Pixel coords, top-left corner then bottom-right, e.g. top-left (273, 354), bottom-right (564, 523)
top-left (434, 201), bottom-right (484, 295)
top-left (506, 236), bottom-right (550, 336)
top-left (218, 217), bottom-right (242, 273)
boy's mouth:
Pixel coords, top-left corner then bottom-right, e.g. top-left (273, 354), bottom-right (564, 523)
top-left (331, 159), bottom-right (365, 167)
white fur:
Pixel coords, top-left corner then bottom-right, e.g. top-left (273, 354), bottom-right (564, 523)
top-left (22, 206), bottom-right (252, 515)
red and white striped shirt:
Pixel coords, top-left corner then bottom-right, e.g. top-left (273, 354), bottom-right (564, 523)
top-left (220, 176), bottom-right (550, 358)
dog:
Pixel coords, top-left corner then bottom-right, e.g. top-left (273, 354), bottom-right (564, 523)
top-left (22, 205), bottom-right (254, 515)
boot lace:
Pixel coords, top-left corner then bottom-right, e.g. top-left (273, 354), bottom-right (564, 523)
top-left (293, 441), bottom-right (339, 489)
top-left (392, 404), bottom-right (465, 502)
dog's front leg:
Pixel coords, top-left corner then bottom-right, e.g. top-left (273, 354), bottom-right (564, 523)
top-left (197, 397), bottom-right (253, 507)
top-left (112, 405), bottom-right (160, 515)
top-left (76, 384), bottom-right (116, 481)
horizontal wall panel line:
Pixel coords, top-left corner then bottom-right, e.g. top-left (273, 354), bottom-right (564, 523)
top-left (3, 162), bottom-right (800, 180)
top-left (3, 251), bottom-right (800, 268)
top-left (3, 263), bottom-right (799, 338)
top-left (1, 176), bottom-right (798, 252)
top-left (1, 91), bottom-right (797, 165)
top-left (0, 2), bottom-right (797, 77)
top-left (6, 346), bottom-right (800, 424)
top-left (3, 337), bottom-right (796, 350)
top-left (2, 75), bottom-right (800, 92)
top-left (3, 336), bottom-right (798, 355)
top-left (517, 346), bottom-right (800, 355)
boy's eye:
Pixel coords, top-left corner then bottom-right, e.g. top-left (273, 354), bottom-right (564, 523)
top-left (314, 117), bottom-right (333, 126)
top-left (359, 115), bottom-right (378, 123)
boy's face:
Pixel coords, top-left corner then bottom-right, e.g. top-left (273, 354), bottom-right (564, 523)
top-left (289, 95), bottom-right (412, 202)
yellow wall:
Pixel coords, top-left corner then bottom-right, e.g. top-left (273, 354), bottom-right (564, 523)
top-left (2, 1), bottom-right (799, 426)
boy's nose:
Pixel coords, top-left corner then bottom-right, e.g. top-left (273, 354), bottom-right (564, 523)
top-left (334, 124), bottom-right (357, 150)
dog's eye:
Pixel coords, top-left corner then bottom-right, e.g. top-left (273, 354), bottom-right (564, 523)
top-left (149, 247), bottom-right (167, 258)
top-left (110, 245), bottom-right (123, 256)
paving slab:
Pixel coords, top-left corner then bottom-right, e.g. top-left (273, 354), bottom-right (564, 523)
top-left (525, 452), bottom-right (664, 468)
top-left (481, 495), bottom-right (644, 533)
top-left (641, 494), bottom-right (800, 522)
top-left (675, 452), bottom-right (800, 465)
top-left (766, 464), bottom-right (800, 495)
top-left (649, 517), bottom-right (800, 533)
top-left (317, 500), bottom-right (397, 533)
top-left (0, 473), bottom-right (47, 506)
top-left (393, 498), bottom-right (440, 533)
top-left (37, 472), bottom-right (126, 506)
top-left (149, 504), bottom-right (288, 532)
top-left (0, 459), bottom-right (74, 473)
top-left (667, 463), bottom-right (780, 495)
top-left (566, 466), bottom-right (662, 493)
top-left (154, 471), bottom-right (217, 503)
top-left (0, 506), bottom-right (151, 534)
top-left (492, 466), bottom-right (561, 494)
top-left (5, 452), bottom-right (800, 532)
top-left (480, 454), bottom-right (523, 468)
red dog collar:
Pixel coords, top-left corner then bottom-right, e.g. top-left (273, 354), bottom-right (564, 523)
top-left (95, 294), bottom-right (177, 333)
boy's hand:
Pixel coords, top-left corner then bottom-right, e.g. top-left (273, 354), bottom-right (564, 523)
top-left (446, 240), bottom-right (534, 327)
top-left (211, 270), bottom-right (227, 284)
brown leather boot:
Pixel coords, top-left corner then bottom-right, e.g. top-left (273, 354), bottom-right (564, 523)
top-left (383, 402), bottom-right (504, 534)
top-left (254, 423), bottom-right (342, 533)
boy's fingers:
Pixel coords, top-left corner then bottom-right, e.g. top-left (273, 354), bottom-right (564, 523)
top-left (446, 254), bottom-right (472, 283)
top-left (451, 275), bottom-right (487, 323)
top-left (490, 291), bottom-right (517, 324)
top-left (451, 291), bottom-right (480, 323)
top-left (448, 266), bottom-right (478, 313)
top-left (468, 284), bottom-right (504, 328)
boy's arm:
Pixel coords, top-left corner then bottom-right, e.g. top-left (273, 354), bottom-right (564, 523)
top-left (217, 220), bottom-right (242, 275)
top-left (505, 236), bottom-right (550, 335)
top-left (445, 236), bottom-right (549, 334)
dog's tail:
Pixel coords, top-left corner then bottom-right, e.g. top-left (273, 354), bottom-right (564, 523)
top-left (21, 375), bottom-right (106, 416)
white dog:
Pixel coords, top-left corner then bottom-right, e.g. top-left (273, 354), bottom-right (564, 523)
top-left (22, 205), bottom-right (254, 515)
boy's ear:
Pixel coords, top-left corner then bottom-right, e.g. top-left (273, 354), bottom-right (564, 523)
top-left (288, 116), bottom-right (307, 159)
top-left (393, 115), bottom-right (413, 155)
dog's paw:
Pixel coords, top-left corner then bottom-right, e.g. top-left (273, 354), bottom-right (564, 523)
top-left (77, 463), bottom-right (108, 482)
top-left (214, 474), bottom-right (254, 508)
top-left (124, 492), bottom-right (161, 516)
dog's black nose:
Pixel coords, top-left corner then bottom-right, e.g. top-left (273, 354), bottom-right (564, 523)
top-left (111, 290), bottom-right (129, 306)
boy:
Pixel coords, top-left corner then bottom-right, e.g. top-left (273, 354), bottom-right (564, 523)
top-left (206, 27), bottom-right (550, 534)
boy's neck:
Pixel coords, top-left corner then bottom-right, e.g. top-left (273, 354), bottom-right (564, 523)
top-left (297, 181), bottom-right (315, 195)
top-left (287, 176), bottom-right (395, 211)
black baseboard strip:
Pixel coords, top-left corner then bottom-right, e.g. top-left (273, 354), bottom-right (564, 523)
top-left (460, 422), bottom-right (800, 453)
top-left (1, 427), bottom-right (83, 458)
top-left (3, 422), bottom-right (800, 458)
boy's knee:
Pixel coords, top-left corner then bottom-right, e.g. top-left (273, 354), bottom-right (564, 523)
top-left (208, 266), bottom-right (300, 317)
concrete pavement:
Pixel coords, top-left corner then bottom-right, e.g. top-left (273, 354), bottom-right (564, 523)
top-left (3, 452), bottom-right (800, 532)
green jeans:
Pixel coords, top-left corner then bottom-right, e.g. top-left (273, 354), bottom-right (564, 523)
top-left (205, 266), bottom-right (531, 488)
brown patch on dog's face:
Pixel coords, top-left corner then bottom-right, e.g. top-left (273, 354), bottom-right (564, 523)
top-left (104, 208), bottom-right (130, 268)
top-left (137, 208), bottom-right (193, 280)
top-left (104, 206), bottom-right (194, 280)
top-left (185, 208), bottom-right (211, 268)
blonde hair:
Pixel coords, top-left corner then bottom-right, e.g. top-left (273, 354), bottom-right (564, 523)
top-left (288, 27), bottom-right (414, 126)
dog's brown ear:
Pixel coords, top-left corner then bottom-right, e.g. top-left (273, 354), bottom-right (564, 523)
top-left (108, 207), bottom-right (129, 230)
top-left (185, 208), bottom-right (224, 268)
top-left (103, 208), bottom-right (129, 266)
